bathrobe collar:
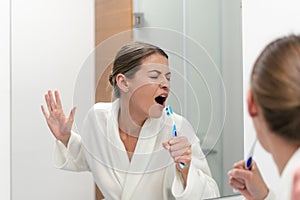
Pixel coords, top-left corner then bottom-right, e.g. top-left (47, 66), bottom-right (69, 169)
top-left (107, 99), bottom-right (167, 199)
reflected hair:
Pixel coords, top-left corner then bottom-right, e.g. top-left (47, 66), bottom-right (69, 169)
top-left (251, 34), bottom-right (300, 143)
top-left (109, 41), bottom-right (168, 98)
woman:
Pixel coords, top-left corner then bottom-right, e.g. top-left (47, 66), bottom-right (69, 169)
top-left (228, 35), bottom-right (300, 199)
top-left (41, 42), bottom-right (219, 199)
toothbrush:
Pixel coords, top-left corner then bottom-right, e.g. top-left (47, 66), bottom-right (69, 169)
top-left (245, 138), bottom-right (257, 169)
top-left (232, 138), bottom-right (257, 193)
top-left (165, 105), bottom-right (185, 169)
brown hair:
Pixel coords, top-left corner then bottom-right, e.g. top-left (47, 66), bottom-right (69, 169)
top-left (109, 41), bottom-right (168, 98)
top-left (251, 34), bottom-right (300, 142)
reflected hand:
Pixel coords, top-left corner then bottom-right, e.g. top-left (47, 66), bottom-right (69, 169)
top-left (41, 90), bottom-right (76, 147)
top-left (163, 136), bottom-right (191, 173)
top-left (228, 160), bottom-right (269, 200)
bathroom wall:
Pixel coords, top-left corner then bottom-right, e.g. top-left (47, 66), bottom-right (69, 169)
top-left (0, 0), bottom-right (11, 199)
top-left (11, 0), bottom-right (95, 199)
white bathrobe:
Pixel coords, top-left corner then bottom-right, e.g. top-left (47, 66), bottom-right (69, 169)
top-left (265, 147), bottom-right (300, 200)
top-left (54, 100), bottom-right (220, 200)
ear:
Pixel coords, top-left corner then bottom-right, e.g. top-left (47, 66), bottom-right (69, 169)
top-left (115, 74), bottom-right (129, 92)
top-left (247, 89), bottom-right (258, 117)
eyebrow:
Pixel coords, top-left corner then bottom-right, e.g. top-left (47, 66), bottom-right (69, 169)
top-left (147, 70), bottom-right (171, 76)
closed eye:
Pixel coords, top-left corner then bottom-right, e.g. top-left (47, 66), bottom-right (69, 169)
top-left (149, 76), bottom-right (159, 79)
top-left (147, 70), bottom-right (171, 81)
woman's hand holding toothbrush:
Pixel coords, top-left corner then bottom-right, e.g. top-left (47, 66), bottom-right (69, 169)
top-left (163, 136), bottom-right (191, 185)
top-left (228, 160), bottom-right (269, 200)
top-left (163, 105), bottom-right (191, 186)
top-left (163, 136), bottom-right (191, 170)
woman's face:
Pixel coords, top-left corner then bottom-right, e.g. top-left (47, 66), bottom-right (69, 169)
top-left (127, 53), bottom-right (170, 120)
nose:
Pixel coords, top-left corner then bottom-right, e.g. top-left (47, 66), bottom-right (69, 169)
top-left (159, 77), bottom-right (170, 90)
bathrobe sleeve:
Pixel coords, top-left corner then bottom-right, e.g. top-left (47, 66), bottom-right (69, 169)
top-left (53, 131), bottom-right (90, 171)
top-left (167, 116), bottom-right (220, 199)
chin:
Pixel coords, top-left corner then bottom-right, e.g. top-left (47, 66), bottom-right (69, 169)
top-left (148, 104), bottom-right (164, 118)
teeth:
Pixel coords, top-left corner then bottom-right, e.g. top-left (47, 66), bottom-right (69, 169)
top-left (160, 95), bottom-right (166, 97)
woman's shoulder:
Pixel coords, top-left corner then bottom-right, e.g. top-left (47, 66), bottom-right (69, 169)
top-left (85, 102), bottom-right (114, 119)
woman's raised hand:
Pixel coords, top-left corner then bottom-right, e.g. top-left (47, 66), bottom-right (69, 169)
top-left (41, 90), bottom-right (76, 147)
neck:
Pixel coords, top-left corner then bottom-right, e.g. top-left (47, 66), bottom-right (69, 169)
top-left (118, 98), bottom-right (146, 137)
top-left (269, 133), bottom-right (299, 175)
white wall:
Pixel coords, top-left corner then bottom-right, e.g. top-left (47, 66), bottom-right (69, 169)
top-left (242, 0), bottom-right (300, 192)
top-left (11, 0), bottom-right (95, 199)
top-left (0, 0), bottom-right (11, 199)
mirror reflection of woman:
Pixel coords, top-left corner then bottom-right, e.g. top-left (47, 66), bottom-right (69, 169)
top-left (228, 35), bottom-right (300, 200)
top-left (41, 42), bottom-right (219, 200)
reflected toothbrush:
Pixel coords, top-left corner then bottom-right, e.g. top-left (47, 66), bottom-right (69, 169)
top-left (245, 138), bottom-right (257, 169)
top-left (165, 105), bottom-right (185, 169)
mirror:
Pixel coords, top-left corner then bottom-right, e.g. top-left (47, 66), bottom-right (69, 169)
top-left (11, 0), bottom-right (243, 199)
top-left (131, 0), bottom-right (244, 197)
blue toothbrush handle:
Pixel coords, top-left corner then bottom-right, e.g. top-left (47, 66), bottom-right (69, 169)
top-left (167, 106), bottom-right (185, 169)
top-left (173, 126), bottom-right (185, 168)
top-left (172, 125), bottom-right (177, 137)
top-left (245, 156), bottom-right (253, 169)
top-left (179, 162), bottom-right (185, 169)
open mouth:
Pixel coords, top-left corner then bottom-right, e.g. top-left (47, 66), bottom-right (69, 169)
top-left (154, 95), bottom-right (167, 106)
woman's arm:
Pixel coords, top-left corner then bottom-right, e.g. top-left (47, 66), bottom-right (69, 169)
top-left (163, 116), bottom-right (220, 199)
top-left (54, 131), bottom-right (90, 171)
top-left (163, 140), bottom-right (220, 200)
top-left (41, 90), bottom-right (89, 171)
